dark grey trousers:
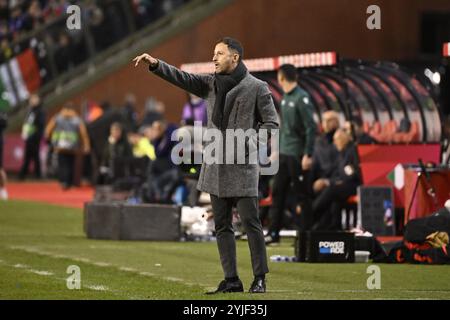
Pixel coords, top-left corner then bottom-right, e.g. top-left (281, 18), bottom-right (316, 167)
top-left (210, 194), bottom-right (269, 279)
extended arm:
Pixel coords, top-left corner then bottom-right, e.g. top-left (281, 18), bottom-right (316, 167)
top-left (133, 53), bottom-right (212, 98)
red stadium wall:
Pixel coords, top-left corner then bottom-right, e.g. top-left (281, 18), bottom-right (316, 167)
top-left (53, 0), bottom-right (450, 124)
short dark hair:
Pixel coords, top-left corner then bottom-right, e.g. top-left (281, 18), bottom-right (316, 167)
top-left (216, 37), bottom-right (244, 60)
top-left (278, 64), bottom-right (298, 82)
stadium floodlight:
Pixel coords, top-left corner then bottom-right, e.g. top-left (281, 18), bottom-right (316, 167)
top-left (443, 42), bottom-right (450, 57)
top-left (180, 52), bottom-right (338, 74)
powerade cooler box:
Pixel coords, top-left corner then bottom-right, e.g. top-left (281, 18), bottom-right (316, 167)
top-left (295, 231), bottom-right (355, 263)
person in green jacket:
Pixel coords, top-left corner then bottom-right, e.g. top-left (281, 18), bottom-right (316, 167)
top-left (265, 64), bottom-right (317, 245)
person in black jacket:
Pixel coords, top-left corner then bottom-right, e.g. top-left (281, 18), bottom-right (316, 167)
top-left (312, 129), bottom-right (361, 230)
top-left (19, 94), bottom-right (46, 180)
top-left (98, 122), bottom-right (133, 185)
top-left (311, 110), bottom-right (340, 192)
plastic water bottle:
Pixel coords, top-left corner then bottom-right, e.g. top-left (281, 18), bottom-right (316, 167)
top-left (270, 255), bottom-right (297, 262)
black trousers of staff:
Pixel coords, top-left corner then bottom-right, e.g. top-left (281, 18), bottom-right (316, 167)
top-left (19, 139), bottom-right (41, 179)
top-left (268, 154), bottom-right (313, 240)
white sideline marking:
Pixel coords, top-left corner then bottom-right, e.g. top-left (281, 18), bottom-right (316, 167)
top-left (165, 276), bottom-right (184, 282)
top-left (30, 269), bottom-right (54, 276)
top-left (119, 267), bottom-right (138, 272)
top-left (2, 257), bottom-right (132, 297)
top-left (85, 285), bottom-right (109, 291)
top-left (92, 262), bottom-right (111, 267)
top-left (9, 245), bottom-right (210, 289)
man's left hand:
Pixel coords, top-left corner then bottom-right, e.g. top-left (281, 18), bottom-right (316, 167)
top-left (301, 155), bottom-right (312, 171)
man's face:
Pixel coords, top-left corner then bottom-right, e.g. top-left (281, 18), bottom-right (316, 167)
top-left (213, 42), bottom-right (239, 74)
top-left (277, 71), bottom-right (285, 87)
top-left (333, 129), bottom-right (350, 151)
top-left (322, 113), bottom-right (339, 133)
top-left (343, 121), bottom-right (353, 135)
top-left (152, 121), bottom-right (166, 139)
top-left (30, 94), bottom-right (40, 108)
top-left (110, 126), bottom-right (122, 141)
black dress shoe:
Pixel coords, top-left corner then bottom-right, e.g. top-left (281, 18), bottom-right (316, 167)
top-left (205, 279), bottom-right (244, 295)
top-left (249, 278), bottom-right (266, 293)
top-left (264, 235), bottom-right (280, 246)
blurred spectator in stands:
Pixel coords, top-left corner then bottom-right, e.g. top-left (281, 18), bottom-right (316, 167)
top-left (128, 129), bottom-right (156, 161)
top-left (141, 97), bottom-right (164, 126)
top-left (0, 111), bottom-right (7, 200)
top-left (0, 21), bottom-right (8, 38)
top-left (181, 92), bottom-right (207, 126)
top-left (100, 100), bottom-right (112, 114)
top-left (54, 31), bottom-right (75, 73)
top-left (132, 0), bottom-right (164, 28)
top-left (132, 0), bottom-right (151, 28)
top-left (98, 122), bottom-right (133, 185)
top-left (83, 100), bottom-right (104, 124)
top-left (0, 0), bottom-right (8, 22)
top-left (19, 93), bottom-right (46, 180)
top-left (311, 110), bottom-right (340, 193)
top-left (122, 93), bottom-right (139, 132)
top-left (45, 102), bottom-right (90, 189)
top-left (103, 0), bottom-right (127, 42)
top-left (42, 0), bottom-right (69, 20)
top-left (0, 36), bottom-right (13, 62)
top-left (23, 0), bottom-right (45, 31)
top-left (312, 129), bottom-right (361, 231)
top-left (343, 117), bottom-right (377, 144)
top-left (86, 1), bottom-right (111, 51)
top-left (8, 5), bottom-right (27, 37)
top-left (151, 119), bottom-right (177, 163)
top-left (145, 119), bottom-right (181, 203)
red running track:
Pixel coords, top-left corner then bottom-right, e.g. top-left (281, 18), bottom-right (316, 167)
top-left (7, 181), bottom-right (94, 209)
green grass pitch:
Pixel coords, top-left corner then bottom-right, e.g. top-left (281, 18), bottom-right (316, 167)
top-left (1, 200), bottom-right (450, 300)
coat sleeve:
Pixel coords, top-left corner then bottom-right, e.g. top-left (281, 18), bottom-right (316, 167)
top-left (253, 83), bottom-right (279, 149)
top-left (150, 60), bottom-right (212, 98)
top-left (256, 83), bottom-right (279, 130)
top-left (297, 93), bottom-right (317, 156)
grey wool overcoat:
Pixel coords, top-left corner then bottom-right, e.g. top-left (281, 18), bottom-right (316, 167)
top-left (150, 60), bottom-right (279, 198)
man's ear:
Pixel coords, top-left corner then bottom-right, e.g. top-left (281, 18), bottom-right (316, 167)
top-left (233, 53), bottom-right (240, 63)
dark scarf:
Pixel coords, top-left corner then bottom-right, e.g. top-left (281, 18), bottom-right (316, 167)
top-left (212, 61), bottom-right (248, 130)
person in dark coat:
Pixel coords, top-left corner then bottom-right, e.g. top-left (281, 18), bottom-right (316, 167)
top-left (312, 129), bottom-right (361, 230)
top-left (19, 94), bottom-right (46, 180)
top-left (98, 122), bottom-right (133, 184)
top-left (133, 37), bottom-right (279, 294)
top-left (311, 110), bottom-right (340, 194)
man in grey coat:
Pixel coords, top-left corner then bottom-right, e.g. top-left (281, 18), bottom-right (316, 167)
top-left (134, 37), bottom-right (279, 294)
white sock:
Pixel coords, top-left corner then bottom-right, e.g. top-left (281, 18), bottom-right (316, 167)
top-left (0, 188), bottom-right (8, 200)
